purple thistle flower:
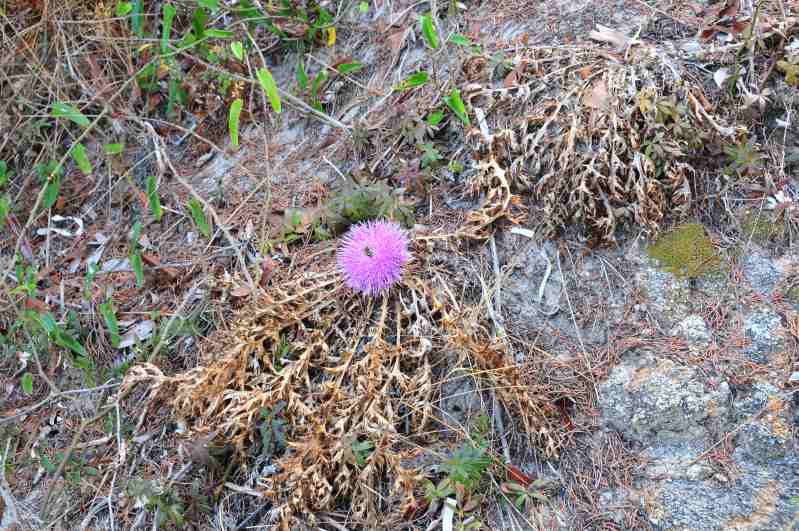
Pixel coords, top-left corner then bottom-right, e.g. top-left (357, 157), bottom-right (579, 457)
top-left (337, 220), bottom-right (411, 295)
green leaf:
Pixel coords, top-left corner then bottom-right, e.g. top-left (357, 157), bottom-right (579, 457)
top-left (131, 0), bottom-right (144, 37)
top-left (166, 77), bottom-right (180, 118)
top-left (130, 249), bottom-right (144, 288)
top-left (296, 58), bottom-right (308, 91)
top-left (41, 173), bottom-right (62, 212)
top-left (256, 67), bottom-right (282, 114)
top-left (420, 13), bottom-right (438, 49)
top-left (196, 0), bottom-right (219, 11)
top-left (161, 4), bottom-right (177, 53)
top-left (191, 7), bottom-right (208, 38)
top-left (130, 221), bottom-right (143, 245)
top-left (205, 29), bottom-right (234, 39)
top-left (358, 1), bottom-right (368, 13)
top-left (449, 34), bottom-right (473, 46)
top-left (394, 71), bottom-right (429, 91)
top-left (70, 143), bottom-right (92, 175)
top-left (187, 198), bottom-right (211, 238)
top-left (115, 1), bottom-right (133, 16)
top-left (337, 62), bottom-right (364, 75)
top-left (0, 160), bottom-right (8, 187)
top-left (230, 41), bottom-right (244, 61)
top-left (444, 88), bottom-right (470, 125)
top-left (52, 102), bottom-right (90, 128)
top-left (104, 143), bottom-right (124, 155)
top-left (0, 195), bottom-right (9, 229)
top-left (427, 110), bottom-right (444, 126)
top-left (72, 355), bottom-right (93, 371)
top-left (228, 98), bottom-right (243, 148)
top-left (21, 372), bottom-right (33, 395)
top-left (99, 301), bottom-right (120, 348)
top-left (310, 71), bottom-right (327, 111)
top-left (39, 312), bottom-right (58, 335)
top-left (146, 175), bottom-right (162, 221)
top-left (58, 333), bottom-right (88, 358)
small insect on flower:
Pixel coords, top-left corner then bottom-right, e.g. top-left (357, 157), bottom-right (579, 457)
top-left (337, 219), bottom-right (411, 295)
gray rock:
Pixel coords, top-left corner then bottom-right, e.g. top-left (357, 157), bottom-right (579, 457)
top-left (642, 442), bottom-right (713, 481)
top-left (743, 306), bottom-right (784, 364)
top-left (741, 247), bottom-right (783, 296)
top-left (732, 383), bottom-right (796, 465)
top-left (672, 314), bottom-right (711, 345)
top-left (438, 370), bottom-right (482, 428)
top-left (647, 473), bottom-right (799, 531)
top-left (635, 263), bottom-right (692, 329)
top-left (599, 351), bottom-right (731, 446)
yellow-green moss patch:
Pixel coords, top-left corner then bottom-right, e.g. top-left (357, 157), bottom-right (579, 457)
top-left (647, 223), bottom-right (723, 279)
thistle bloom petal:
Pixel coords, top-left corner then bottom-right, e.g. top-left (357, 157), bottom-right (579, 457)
top-left (337, 220), bottom-right (410, 295)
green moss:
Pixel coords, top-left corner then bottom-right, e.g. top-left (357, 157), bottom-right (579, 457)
top-left (785, 285), bottom-right (799, 304)
top-left (646, 223), bottom-right (723, 279)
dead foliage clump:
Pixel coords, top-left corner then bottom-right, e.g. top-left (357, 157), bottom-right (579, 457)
top-left (459, 44), bottom-right (736, 242)
top-left (121, 236), bottom-right (564, 529)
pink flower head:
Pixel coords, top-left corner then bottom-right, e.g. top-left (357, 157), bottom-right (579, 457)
top-left (337, 220), bottom-right (411, 295)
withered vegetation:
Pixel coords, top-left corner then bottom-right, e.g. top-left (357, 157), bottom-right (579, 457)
top-left (122, 231), bottom-right (565, 528)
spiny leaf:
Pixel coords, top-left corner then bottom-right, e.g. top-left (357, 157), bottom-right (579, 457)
top-left (146, 175), bottom-right (163, 221)
top-left (52, 102), bottom-right (90, 128)
top-left (444, 88), bottom-right (470, 125)
top-left (229, 98), bottom-right (243, 148)
top-left (256, 67), bottom-right (282, 114)
top-left (188, 197), bottom-right (211, 238)
top-left (420, 14), bottom-right (438, 49)
top-left (70, 143), bottom-right (92, 175)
